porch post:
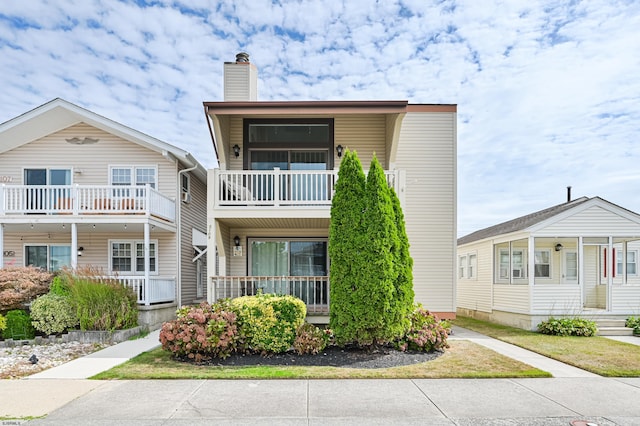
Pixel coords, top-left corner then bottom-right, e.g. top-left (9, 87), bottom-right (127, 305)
top-left (71, 223), bottom-right (78, 269)
top-left (578, 236), bottom-right (584, 308)
top-left (528, 236), bottom-right (535, 313)
top-left (144, 222), bottom-right (150, 306)
top-left (607, 236), bottom-right (613, 311)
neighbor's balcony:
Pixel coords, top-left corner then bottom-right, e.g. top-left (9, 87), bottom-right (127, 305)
top-left (213, 169), bottom-right (401, 208)
top-left (0, 185), bottom-right (176, 222)
top-left (210, 275), bottom-right (329, 315)
top-left (116, 276), bottom-right (176, 306)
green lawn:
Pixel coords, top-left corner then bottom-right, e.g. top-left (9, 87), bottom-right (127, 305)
top-left (453, 316), bottom-right (640, 376)
top-left (93, 339), bottom-right (549, 380)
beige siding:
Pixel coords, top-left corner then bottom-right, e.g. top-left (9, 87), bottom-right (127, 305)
top-left (456, 241), bottom-right (492, 312)
top-left (536, 206), bottom-right (640, 236)
top-left (334, 115), bottom-right (387, 169)
top-left (0, 123), bottom-right (177, 198)
top-left (396, 112), bottom-right (456, 313)
top-left (493, 285), bottom-right (529, 313)
top-left (179, 167), bottom-right (207, 305)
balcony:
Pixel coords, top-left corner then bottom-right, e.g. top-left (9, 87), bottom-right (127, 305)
top-left (213, 169), bottom-right (401, 208)
top-left (116, 276), bottom-right (176, 305)
top-left (210, 275), bottom-right (329, 315)
top-left (0, 185), bottom-right (176, 222)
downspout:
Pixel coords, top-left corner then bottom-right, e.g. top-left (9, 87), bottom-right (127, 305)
top-left (177, 158), bottom-right (199, 307)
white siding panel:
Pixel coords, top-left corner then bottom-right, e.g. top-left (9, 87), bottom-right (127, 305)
top-left (611, 286), bottom-right (640, 313)
top-left (532, 285), bottom-right (581, 313)
top-left (396, 112), bottom-right (456, 313)
top-left (536, 206), bottom-right (640, 236)
top-left (493, 285), bottom-right (529, 313)
top-left (456, 241), bottom-right (492, 312)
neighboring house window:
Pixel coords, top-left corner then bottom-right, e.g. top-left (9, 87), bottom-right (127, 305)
top-left (499, 249), bottom-right (510, 279)
top-left (617, 250), bottom-right (638, 276)
top-left (468, 254), bottom-right (477, 279)
top-left (196, 259), bottom-right (204, 299)
top-left (512, 250), bottom-right (525, 278)
top-left (534, 250), bottom-right (551, 278)
top-left (498, 248), bottom-right (525, 280)
top-left (110, 240), bottom-right (157, 274)
top-left (181, 173), bottom-right (190, 194)
top-left (25, 245), bottom-right (71, 271)
top-left (458, 255), bottom-right (467, 279)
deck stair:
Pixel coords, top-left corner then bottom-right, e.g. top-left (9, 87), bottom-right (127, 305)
top-left (594, 319), bottom-right (634, 336)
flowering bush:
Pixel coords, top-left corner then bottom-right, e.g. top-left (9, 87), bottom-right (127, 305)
top-left (160, 301), bottom-right (243, 361)
top-left (30, 293), bottom-right (78, 335)
top-left (537, 317), bottom-right (597, 337)
top-left (0, 267), bottom-right (54, 312)
top-left (293, 323), bottom-right (332, 355)
top-left (0, 314), bottom-right (6, 333)
top-left (231, 293), bottom-right (306, 354)
top-left (396, 305), bottom-right (449, 352)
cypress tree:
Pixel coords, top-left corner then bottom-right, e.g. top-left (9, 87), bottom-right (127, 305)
top-left (389, 185), bottom-right (414, 334)
top-left (328, 150), bottom-right (367, 344)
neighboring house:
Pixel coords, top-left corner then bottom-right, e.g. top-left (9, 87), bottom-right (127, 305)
top-left (457, 195), bottom-right (640, 330)
top-left (204, 53), bottom-right (457, 323)
top-left (0, 98), bottom-right (208, 328)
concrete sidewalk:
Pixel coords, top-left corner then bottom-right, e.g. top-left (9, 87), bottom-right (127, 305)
top-left (1, 326), bottom-right (639, 423)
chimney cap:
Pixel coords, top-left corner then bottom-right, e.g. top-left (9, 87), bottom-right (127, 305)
top-left (235, 52), bottom-right (250, 63)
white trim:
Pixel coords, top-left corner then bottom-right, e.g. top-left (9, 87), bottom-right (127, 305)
top-left (108, 165), bottom-right (158, 187)
top-left (108, 239), bottom-right (159, 275)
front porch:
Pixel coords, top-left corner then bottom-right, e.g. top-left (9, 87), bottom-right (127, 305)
top-left (116, 276), bottom-right (176, 305)
top-left (210, 275), bottom-right (330, 317)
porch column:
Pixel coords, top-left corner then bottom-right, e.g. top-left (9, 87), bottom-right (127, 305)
top-left (607, 236), bottom-right (613, 311)
top-left (578, 236), bottom-right (584, 307)
top-left (528, 236), bottom-right (535, 313)
top-left (144, 222), bottom-right (150, 306)
top-left (71, 223), bottom-right (78, 269)
top-left (0, 224), bottom-right (4, 268)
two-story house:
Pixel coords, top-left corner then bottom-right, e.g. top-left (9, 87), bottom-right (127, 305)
top-left (204, 53), bottom-right (457, 322)
top-left (0, 99), bottom-right (208, 327)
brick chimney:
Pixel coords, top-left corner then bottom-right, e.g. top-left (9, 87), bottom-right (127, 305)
top-left (223, 52), bottom-right (258, 101)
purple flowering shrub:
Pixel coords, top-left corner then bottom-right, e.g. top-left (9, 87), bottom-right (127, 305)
top-left (396, 305), bottom-right (450, 352)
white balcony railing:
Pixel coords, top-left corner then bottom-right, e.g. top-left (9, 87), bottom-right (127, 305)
top-left (116, 276), bottom-right (176, 305)
top-left (0, 184), bottom-right (175, 221)
top-left (214, 169), bottom-right (399, 207)
top-left (210, 275), bottom-right (329, 314)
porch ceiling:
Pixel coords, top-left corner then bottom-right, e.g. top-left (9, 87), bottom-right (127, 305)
top-left (2, 220), bottom-right (175, 234)
top-left (215, 217), bottom-right (330, 229)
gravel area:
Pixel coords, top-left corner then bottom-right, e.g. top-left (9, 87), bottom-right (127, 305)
top-left (0, 341), bottom-right (108, 379)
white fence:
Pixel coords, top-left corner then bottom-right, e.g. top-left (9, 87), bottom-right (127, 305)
top-left (116, 276), bottom-right (176, 305)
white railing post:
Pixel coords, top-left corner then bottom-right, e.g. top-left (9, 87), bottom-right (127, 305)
top-left (273, 168), bottom-right (280, 207)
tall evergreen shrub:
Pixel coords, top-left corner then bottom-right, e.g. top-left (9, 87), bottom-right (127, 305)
top-left (328, 150), bottom-right (367, 344)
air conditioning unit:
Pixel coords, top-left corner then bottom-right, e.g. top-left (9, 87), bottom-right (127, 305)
top-left (181, 192), bottom-right (192, 203)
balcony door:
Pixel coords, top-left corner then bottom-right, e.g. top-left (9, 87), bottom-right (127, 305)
top-left (24, 168), bottom-right (71, 211)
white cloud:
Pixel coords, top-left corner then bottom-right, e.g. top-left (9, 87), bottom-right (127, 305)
top-left (1, 0), bottom-right (639, 237)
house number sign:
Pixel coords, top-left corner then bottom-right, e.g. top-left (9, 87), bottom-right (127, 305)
top-left (0, 176), bottom-right (13, 182)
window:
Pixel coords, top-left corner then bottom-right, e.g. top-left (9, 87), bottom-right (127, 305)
top-left (181, 173), bottom-right (190, 195)
top-left (468, 254), bottom-right (477, 279)
top-left (110, 240), bottom-right (157, 274)
top-left (617, 250), bottom-right (638, 276)
top-left (25, 245), bottom-right (70, 271)
top-left (498, 248), bottom-right (525, 280)
top-left (534, 250), bottom-right (551, 278)
top-left (458, 255), bottom-right (467, 279)
top-left (512, 250), bottom-right (525, 278)
top-left (499, 249), bottom-right (510, 279)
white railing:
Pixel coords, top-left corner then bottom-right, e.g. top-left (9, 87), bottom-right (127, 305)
top-left (0, 184), bottom-right (175, 221)
top-left (214, 169), bottom-right (399, 207)
top-left (116, 276), bottom-right (176, 305)
top-left (210, 275), bottom-right (329, 314)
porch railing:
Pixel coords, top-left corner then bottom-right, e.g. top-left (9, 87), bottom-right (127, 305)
top-left (0, 184), bottom-right (175, 221)
top-left (210, 275), bottom-right (329, 314)
top-left (214, 169), bottom-right (399, 207)
top-left (115, 276), bottom-right (176, 305)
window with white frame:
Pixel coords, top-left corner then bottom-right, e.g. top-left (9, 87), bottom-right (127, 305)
top-left (468, 254), bottom-right (477, 279)
top-left (181, 173), bottom-right (190, 194)
top-left (512, 250), bottom-right (525, 278)
top-left (110, 166), bottom-right (156, 188)
top-left (458, 255), bottom-right (467, 279)
top-left (25, 245), bottom-right (71, 271)
top-left (498, 248), bottom-right (526, 280)
top-left (110, 240), bottom-right (157, 274)
top-left (499, 249), bottom-right (510, 279)
top-left (534, 250), bottom-right (551, 278)
top-left (617, 250), bottom-right (638, 276)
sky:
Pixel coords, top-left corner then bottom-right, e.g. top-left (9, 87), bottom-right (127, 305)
top-left (1, 0), bottom-right (639, 237)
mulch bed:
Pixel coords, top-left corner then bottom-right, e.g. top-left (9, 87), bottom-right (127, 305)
top-left (185, 345), bottom-right (444, 369)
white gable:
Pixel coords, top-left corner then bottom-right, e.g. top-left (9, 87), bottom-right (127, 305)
top-left (531, 203), bottom-right (640, 237)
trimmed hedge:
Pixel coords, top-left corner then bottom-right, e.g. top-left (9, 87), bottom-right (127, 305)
top-left (2, 309), bottom-right (35, 340)
top-left (537, 317), bottom-right (597, 337)
top-left (30, 293), bottom-right (78, 335)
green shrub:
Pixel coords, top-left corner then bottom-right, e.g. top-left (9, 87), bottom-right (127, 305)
top-left (232, 293), bottom-right (306, 353)
top-left (49, 275), bottom-right (72, 297)
top-left (626, 316), bottom-right (640, 334)
top-left (159, 301), bottom-right (243, 361)
top-left (396, 306), bottom-right (450, 352)
top-left (0, 314), bottom-right (6, 333)
top-left (537, 317), bottom-right (597, 337)
top-left (30, 293), bottom-right (78, 335)
top-left (2, 309), bottom-right (35, 340)
top-left (293, 323), bottom-right (331, 355)
top-left (70, 279), bottom-right (138, 331)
